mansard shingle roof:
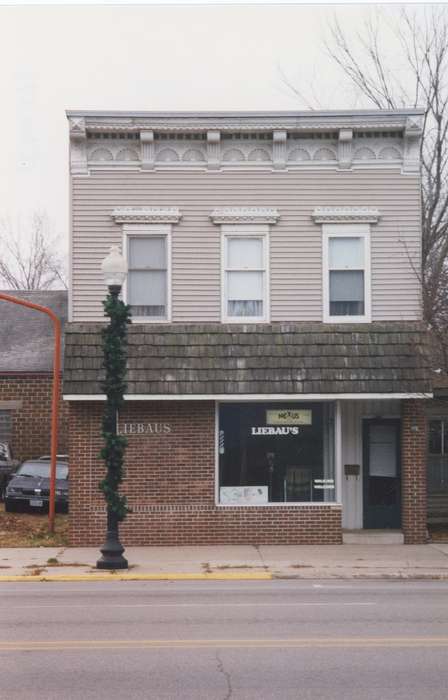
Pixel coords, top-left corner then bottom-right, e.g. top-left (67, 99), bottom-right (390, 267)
top-left (63, 321), bottom-right (432, 396)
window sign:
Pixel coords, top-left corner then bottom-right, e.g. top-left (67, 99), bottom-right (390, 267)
top-left (220, 486), bottom-right (268, 505)
top-left (266, 409), bottom-right (312, 425)
top-left (219, 402), bottom-right (335, 504)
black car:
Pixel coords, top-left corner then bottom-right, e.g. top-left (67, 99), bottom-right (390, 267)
top-left (4, 460), bottom-right (69, 513)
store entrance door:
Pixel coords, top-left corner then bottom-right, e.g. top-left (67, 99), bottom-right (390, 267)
top-left (363, 419), bottom-right (401, 529)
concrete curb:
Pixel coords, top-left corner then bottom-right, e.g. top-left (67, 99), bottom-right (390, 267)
top-left (0, 572), bottom-right (273, 582)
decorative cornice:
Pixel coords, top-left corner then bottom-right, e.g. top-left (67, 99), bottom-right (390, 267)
top-left (112, 207), bottom-right (182, 224)
top-left (84, 121), bottom-right (407, 134)
top-left (69, 110), bottom-right (422, 136)
top-left (210, 208), bottom-right (280, 225)
top-left (312, 207), bottom-right (381, 224)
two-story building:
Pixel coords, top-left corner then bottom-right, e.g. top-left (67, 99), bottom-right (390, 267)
top-left (64, 110), bottom-right (431, 546)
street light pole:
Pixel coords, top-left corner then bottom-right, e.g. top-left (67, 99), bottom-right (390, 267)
top-left (0, 292), bottom-right (61, 534)
top-left (96, 246), bottom-right (131, 570)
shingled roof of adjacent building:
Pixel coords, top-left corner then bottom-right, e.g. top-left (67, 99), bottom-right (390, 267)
top-left (63, 322), bottom-right (432, 396)
top-left (0, 290), bottom-right (68, 373)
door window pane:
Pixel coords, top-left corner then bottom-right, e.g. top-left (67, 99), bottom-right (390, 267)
top-left (329, 237), bottom-right (363, 268)
top-left (369, 424), bottom-right (397, 477)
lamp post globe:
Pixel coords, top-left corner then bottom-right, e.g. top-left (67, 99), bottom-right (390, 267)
top-left (101, 245), bottom-right (128, 290)
top-left (97, 245), bottom-right (130, 570)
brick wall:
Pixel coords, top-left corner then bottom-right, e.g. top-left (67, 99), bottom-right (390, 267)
top-left (69, 400), bottom-right (342, 546)
top-left (0, 375), bottom-right (69, 462)
top-left (401, 399), bottom-right (428, 544)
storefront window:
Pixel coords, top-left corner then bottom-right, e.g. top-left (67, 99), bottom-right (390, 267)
top-left (218, 402), bottom-right (335, 504)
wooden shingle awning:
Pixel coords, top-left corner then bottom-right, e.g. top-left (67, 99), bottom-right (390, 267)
top-left (63, 322), bottom-right (432, 399)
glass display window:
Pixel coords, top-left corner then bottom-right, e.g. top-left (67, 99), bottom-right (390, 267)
top-left (218, 402), bottom-right (335, 504)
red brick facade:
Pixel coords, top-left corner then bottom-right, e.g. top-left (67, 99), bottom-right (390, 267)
top-left (68, 401), bottom-right (343, 546)
top-left (401, 399), bottom-right (428, 544)
top-left (0, 375), bottom-right (69, 462)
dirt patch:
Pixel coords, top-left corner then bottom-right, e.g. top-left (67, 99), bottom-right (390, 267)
top-left (46, 561), bottom-right (88, 568)
top-left (0, 503), bottom-right (69, 547)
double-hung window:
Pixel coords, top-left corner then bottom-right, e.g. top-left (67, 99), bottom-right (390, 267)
top-left (125, 227), bottom-right (170, 321)
top-left (222, 229), bottom-right (268, 322)
top-left (323, 225), bottom-right (371, 323)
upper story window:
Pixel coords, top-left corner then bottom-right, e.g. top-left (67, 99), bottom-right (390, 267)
top-left (111, 209), bottom-right (181, 324)
top-left (122, 224), bottom-right (172, 322)
top-left (322, 224), bottom-right (371, 323)
top-left (222, 229), bottom-right (269, 322)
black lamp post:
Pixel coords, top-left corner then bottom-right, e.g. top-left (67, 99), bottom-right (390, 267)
top-left (97, 245), bottom-right (131, 570)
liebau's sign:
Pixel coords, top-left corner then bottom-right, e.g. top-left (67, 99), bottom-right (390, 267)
top-left (118, 422), bottom-right (172, 435)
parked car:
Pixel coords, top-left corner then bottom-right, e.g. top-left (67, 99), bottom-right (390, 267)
top-left (4, 460), bottom-right (69, 513)
top-left (0, 442), bottom-right (20, 500)
top-left (37, 455), bottom-right (69, 462)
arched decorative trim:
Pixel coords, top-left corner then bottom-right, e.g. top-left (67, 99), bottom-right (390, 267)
top-left (353, 147), bottom-right (376, 160)
top-left (210, 207), bottom-right (280, 224)
top-left (112, 207), bottom-right (182, 224)
top-left (247, 147), bottom-right (271, 162)
top-left (116, 147), bottom-right (139, 161)
top-left (182, 148), bottom-right (206, 162)
top-left (313, 147), bottom-right (337, 161)
top-left (222, 148), bottom-right (245, 162)
top-left (89, 147), bottom-right (113, 161)
top-left (378, 146), bottom-right (402, 160)
top-left (156, 148), bottom-right (180, 162)
top-left (287, 148), bottom-right (311, 162)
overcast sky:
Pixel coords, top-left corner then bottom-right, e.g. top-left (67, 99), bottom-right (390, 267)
top-left (0, 2), bottom-right (415, 258)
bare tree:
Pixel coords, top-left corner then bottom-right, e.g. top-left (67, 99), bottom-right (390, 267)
top-left (0, 212), bottom-right (67, 290)
top-left (327, 8), bottom-right (448, 369)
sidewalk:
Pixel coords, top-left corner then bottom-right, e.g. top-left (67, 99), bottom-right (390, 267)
top-left (2, 543), bottom-right (448, 581)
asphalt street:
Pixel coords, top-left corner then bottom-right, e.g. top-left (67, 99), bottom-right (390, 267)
top-left (1, 579), bottom-right (448, 699)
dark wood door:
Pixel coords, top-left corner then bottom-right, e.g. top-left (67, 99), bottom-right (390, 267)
top-left (363, 419), bottom-right (401, 529)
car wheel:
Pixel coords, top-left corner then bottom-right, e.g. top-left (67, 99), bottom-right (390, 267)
top-left (4, 499), bottom-right (17, 513)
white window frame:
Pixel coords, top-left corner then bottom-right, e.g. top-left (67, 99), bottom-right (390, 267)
top-left (122, 223), bottom-right (172, 323)
top-left (221, 224), bottom-right (270, 323)
top-left (322, 223), bottom-right (371, 324)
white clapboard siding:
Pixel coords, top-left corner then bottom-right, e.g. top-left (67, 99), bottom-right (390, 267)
top-left (71, 168), bottom-right (421, 322)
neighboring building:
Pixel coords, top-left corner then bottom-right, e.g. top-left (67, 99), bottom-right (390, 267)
top-left (427, 379), bottom-right (448, 526)
top-left (0, 290), bottom-right (68, 463)
top-left (64, 110), bottom-right (431, 546)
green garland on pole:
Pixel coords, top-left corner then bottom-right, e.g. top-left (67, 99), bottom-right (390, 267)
top-left (99, 289), bottom-right (132, 521)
